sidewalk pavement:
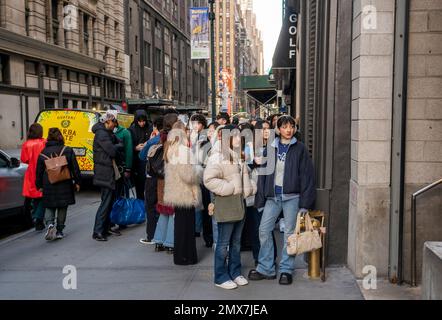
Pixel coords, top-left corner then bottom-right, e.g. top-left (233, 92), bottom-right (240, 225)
top-left (0, 191), bottom-right (364, 300)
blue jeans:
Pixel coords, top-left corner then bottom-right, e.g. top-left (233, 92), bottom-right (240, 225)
top-left (31, 198), bottom-right (45, 221)
top-left (212, 217), bottom-right (218, 247)
top-left (153, 214), bottom-right (174, 248)
top-left (251, 207), bottom-right (277, 263)
top-left (195, 209), bottom-right (203, 233)
top-left (256, 195), bottom-right (299, 276)
top-left (214, 219), bottom-right (245, 285)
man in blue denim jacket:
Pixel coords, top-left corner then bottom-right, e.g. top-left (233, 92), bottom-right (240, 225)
top-left (249, 115), bottom-right (316, 285)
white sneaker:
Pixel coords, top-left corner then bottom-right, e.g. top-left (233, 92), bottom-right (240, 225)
top-left (139, 238), bottom-right (155, 245)
top-left (215, 280), bottom-right (238, 290)
top-left (233, 276), bottom-right (249, 286)
top-left (45, 224), bottom-right (56, 241)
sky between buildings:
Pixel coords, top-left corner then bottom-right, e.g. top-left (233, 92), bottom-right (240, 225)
top-left (253, 0), bottom-right (283, 74)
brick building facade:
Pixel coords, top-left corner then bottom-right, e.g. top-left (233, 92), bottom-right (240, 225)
top-left (125, 0), bottom-right (209, 110)
top-left (0, 0), bottom-right (127, 148)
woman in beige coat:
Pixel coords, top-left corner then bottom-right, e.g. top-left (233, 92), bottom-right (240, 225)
top-left (164, 121), bottom-right (203, 265)
top-left (203, 125), bottom-right (257, 290)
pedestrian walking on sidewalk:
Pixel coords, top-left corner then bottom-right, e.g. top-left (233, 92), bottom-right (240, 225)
top-left (249, 115), bottom-right (316, 285)
top-left (36, 128), bottom-right (81, 241)
top-left (91, 111), bottom-right (123, 241)
top-left (21, 123), bottom-right (47, 231)
top-left (204, 125), bottom-right (257, 290)
top-left (164, 121), bottom-right (203, 265)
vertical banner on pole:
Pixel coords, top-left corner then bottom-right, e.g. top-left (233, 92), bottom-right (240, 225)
top-left (190, 7), bottom-right (210, 60)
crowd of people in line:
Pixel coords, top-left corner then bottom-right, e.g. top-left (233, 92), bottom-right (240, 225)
top-left (20, 109), bottom-right (316, 289)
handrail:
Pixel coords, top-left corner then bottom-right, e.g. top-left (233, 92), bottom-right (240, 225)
top-left (411, 178), bottom-right (442, 287)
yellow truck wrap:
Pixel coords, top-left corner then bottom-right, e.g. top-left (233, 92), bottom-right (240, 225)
top-left (36, 109), bottom-right (134, 176)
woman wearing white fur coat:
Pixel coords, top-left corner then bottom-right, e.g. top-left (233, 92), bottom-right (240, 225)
top-left (164, 121), bottom-right (203, 265)
top-left (203, 125), bottom-right (257, 290)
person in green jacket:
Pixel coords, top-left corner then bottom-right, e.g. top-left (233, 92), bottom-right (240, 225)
top-left (114, 123), bottom-right (133, 178)
top-left (110, 121), bottom-right (134, 235)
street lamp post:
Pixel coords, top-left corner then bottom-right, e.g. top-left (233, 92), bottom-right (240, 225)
top-left (209, 0), bottom-right (216, 122)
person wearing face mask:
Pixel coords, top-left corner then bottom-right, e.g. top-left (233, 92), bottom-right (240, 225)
top-left (249, 115), bottom-right (316, 286)
top-left (91, 111), bottom-right (124, 241)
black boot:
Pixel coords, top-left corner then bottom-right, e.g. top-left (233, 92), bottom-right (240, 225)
top-left (34, 219), bottom-right (45, 231)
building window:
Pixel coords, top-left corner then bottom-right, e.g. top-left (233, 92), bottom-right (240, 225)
top-left (164, 54), bottom-right (170, 77)
top-left (129, 7), bottom-right (132, 25)
top-left (69, 70), bottom-right (78, 82)
top-left (25, 61), bottom-right (37, 75)
top-left (173, 33), bottom-right (178, 48)
top-left (155, 48), bottom-right (162, 72)
top-left (83, 13), bottom-right (90, 54)
top-left (115, 21), bottom-right (119, 35)
top-left (164, 28), bottom-right (170, 44)
top-left (173, 1), bottom-right (178, 19)
top-left (25, 0), bottom-right (30, 36)
top-left (155, 21), bottom-right (162, 38)
top-left (0, 54), bottom-right (10, 84)
top-left (51, 0), bottom-right (59, 44)
top-left (143, 11), bottom-right (151, 30)
top-left (115, 51), bottom-right (120, 73)
top-left (61, 69), bottom-right (68, 81)
top-left (79, 73), bottom-right (86, 84)
top-left (144, 42), bottom-right (151, 68)
top-left (135, 35), bottom-right (138, 53)
top-left (172, 58), bottom-right (177, 80)
top-left (165, 0), bottom-right (171, 12)
top-left (104, 46), bottom-right (110, 64)
top-left (46, 65), bottom-right (57, 78)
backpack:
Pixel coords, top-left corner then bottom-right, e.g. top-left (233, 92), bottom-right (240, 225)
top-left (40, 146), bottom-right (72, 184)
top-left (146, 144), bottom-right (164, 178)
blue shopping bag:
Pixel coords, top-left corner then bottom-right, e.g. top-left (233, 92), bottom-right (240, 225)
top-left (110, 182), bottom-right (146, 226)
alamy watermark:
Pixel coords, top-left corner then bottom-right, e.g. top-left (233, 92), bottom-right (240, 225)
top-left (62, 5), bottom-right (78, 31)
top-left (362, 5), bottom-right (377, 31)
top-left (362, 265), bottom-right (377, 290)
top-left (62, 265), bottom-right (77, 290)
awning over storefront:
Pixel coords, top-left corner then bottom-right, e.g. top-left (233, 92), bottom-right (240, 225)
top-left (126, 98), bottom-right (174, 106)
top-left (272, 4), bottom-right (300, 70)
top-left (126, 98), bottom-right (174, 114)
top-left (240, 75), bottom-right (277, 105)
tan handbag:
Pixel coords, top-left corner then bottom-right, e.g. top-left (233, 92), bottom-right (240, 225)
top-left (40, 146), bottom-right (72, 184)
top-left (287, 212), bottom-right (322, 256)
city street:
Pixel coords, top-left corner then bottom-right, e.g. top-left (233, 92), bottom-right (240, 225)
top-left (0, 190), bottom-right (363, 300)
top-left (0, 0), bottom-right (439, 303)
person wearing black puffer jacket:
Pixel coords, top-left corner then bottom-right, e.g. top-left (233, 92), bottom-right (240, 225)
top-left (36, 128), bottom-right (81, 241)
top-left (92, 111), bottom-right (123, 241)
top-left (129, 109), bottom-right (152, 200)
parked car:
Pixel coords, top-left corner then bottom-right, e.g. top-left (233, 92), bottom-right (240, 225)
top-left (0, 149), bottom-right (31, 224)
